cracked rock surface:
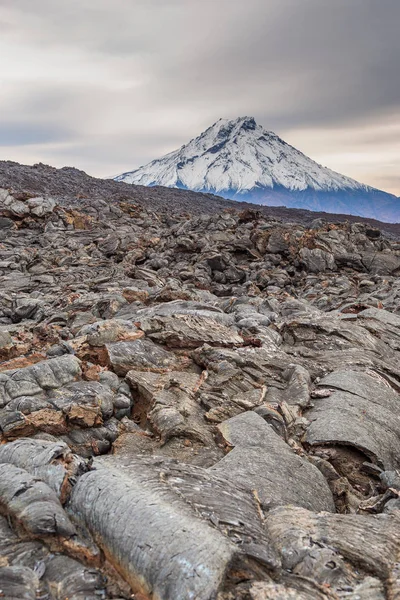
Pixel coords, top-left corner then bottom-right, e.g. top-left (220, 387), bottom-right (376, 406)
top-left (0, 164), bottom-right (400, 599)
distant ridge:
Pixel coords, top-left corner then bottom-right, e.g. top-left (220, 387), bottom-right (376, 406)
top-left (0, 159), bottom-right (398, 234)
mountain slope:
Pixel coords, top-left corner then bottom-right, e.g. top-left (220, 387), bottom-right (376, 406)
top-left (115, 116), bottom-right (399, 222)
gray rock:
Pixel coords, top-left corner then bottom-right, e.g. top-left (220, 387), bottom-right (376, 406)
top-left (211, 412), bottom-right (335, 512)
top-left (299, 247), bottom-right (336, 272)
top-left (266, 506), bottom-right (399, 597)
top-left (79, 318), bottom-right (139, 346)
top-left (0, 355), bottom-right (82, 408)
top-left (69, 456), bottom-right (278, 600)
top-left (0, 566), bottom-right (39, 600)
top-left (0, 217), bottom-right (14, 229)
top-left (305, 370), bottom-right (400, 469)
top-left (107, 338), bottom-right (180, 376)
top-left (140, 314), bottom-right (242, 348)
top-left (0, 463), bottom-right (76, 537)
top-left (26, 196), bottom-right (56, 216)
top-left (9, 200), bottom-right (30, 216)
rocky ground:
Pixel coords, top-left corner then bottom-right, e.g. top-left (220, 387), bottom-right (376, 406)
top-left (0, 160), bottom-right (399, 234)
top-left (0, 165), bottom-right (400, 599)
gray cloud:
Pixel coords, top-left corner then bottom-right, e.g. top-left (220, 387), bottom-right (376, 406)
top-left (0, 0), bottom-right (399, 193)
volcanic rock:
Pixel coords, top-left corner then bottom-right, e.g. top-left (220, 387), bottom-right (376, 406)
top-left (0, 163), bottom-right (399, 598)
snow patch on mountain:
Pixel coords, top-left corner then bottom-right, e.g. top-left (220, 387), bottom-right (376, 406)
top-left (115, 116), bottom-right (372, 195)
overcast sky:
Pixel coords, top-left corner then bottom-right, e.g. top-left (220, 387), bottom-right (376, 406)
top-left (0, 0), bottom-right (399, 194)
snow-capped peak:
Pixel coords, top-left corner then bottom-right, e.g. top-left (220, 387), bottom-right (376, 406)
top-left (115, 117), bottom-right (371, 195)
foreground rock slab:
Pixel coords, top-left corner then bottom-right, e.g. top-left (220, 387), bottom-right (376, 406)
top-left (306, 370), bottom-right (400, 470)
top-left (212, 412), bottom-right (335, 512)
top-left (70, 456), bottom-right (279, 600)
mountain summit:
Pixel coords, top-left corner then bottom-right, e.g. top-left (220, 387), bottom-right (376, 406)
top-left (115, 117), bottom-right (399, 222)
